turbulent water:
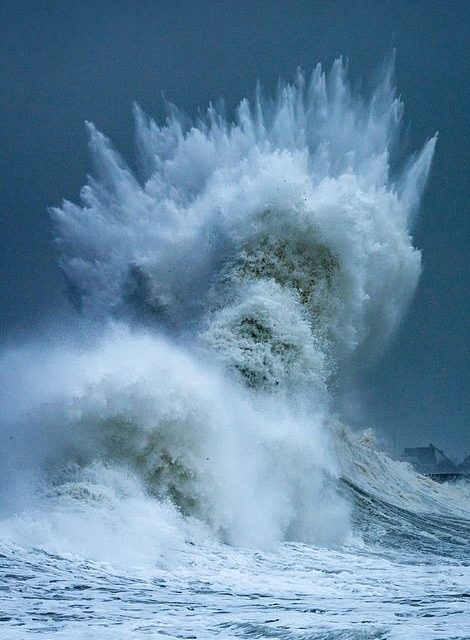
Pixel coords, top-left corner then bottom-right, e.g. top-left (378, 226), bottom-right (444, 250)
top-left (1, 59), bottom-right (469, 639)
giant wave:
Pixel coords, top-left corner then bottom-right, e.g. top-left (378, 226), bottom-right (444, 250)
top-left (2, 57), bottom-right (457, 567)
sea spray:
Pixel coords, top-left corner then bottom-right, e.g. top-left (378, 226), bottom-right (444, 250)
top-left (0, 58), bottom-right (437, 559)
top-left (0, 327), bottom-right (346, 553)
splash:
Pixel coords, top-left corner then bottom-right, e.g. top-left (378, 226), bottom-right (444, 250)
top-left (53, 58), bottom-right (435, 389)
top-left (0, 327), bottom-right (345, 553)
top-left (1, 58), bottom-right (437, 559)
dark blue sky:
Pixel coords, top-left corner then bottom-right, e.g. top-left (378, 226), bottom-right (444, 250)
top-left (1, 1), bottom-right (469, 457)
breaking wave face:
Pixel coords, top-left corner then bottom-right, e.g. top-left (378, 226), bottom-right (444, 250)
top-left (0, 59), bottom-right (437, 561)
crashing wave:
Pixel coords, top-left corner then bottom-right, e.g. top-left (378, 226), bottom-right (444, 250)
top-left (0, 58), bottom-right (438, 556)
top-left (52, 58), bottom-right (435, 391)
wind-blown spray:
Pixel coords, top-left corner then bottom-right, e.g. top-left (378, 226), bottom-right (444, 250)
top-left (1, 59), bottom-right (437, 556)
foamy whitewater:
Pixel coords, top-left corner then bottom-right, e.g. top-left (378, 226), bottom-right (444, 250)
top-left (1, 59), bottom-right (469, 639)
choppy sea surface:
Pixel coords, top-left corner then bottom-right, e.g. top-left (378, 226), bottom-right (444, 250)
top-left (2, 477), bottom-right (470, 640)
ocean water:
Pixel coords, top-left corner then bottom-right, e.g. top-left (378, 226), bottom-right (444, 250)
top-left (1, 59), bottom-right (469, 639)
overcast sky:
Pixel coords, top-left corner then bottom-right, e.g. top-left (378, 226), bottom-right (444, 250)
top-left (1, 0), bottom-right (469, 457)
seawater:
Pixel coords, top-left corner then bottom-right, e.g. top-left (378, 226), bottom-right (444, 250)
top-left (1, 58), bottom-right (468, 639)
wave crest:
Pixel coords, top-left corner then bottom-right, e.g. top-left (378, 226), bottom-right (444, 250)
top-left (0, 58), bottom-right (438, 559)
top-left (52, 58), bottom-right (435, 391)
